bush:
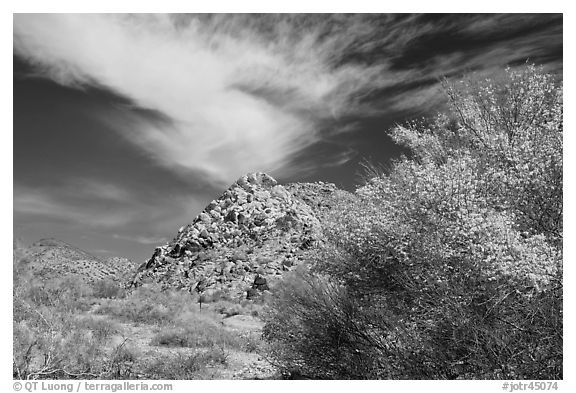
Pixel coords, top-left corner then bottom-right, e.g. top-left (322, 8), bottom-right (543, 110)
top-left (141, 350), bottom-right (228, 379)
top-left (263, 65), bottom-right (562, 379)
top-left (75, 316), bottom-right (120, 341)
top-left (95, 284), bottom-right (195, 324)
top-left (243, 333), bottom-right (262, 353)
top-left (13, 310), bottom-right (111, 379)
top-left (211, 299), bottom-right (264, 318)
top-left (91, 279), bottom-right (126, 299)
top-left (105, 340), bottom-right (139, 379)
top-left (215, 302), bottom-right (242, 317)
top-left (17, 277), bottom-right (95, 312)
top-left (150, 316), bottom-right (242, 350)
top-left (263, 266), bottom-right (387, 379)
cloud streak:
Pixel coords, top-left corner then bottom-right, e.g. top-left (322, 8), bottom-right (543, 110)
top-left (13, 14), bottom-right (562, 187)
top-left (69, 179), bottom-right (133, 202)
top-left (14, 187), bottom-right (134, 228)
top-left (112, 233), bottom-right (169, 245)
top-left (14, 179), bottom-right (206, 241)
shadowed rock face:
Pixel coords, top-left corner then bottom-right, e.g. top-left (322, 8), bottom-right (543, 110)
top-left (131, 172), bottom-right (354, 299)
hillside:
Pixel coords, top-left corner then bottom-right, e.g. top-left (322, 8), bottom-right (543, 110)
top-left (132, 172), bottom-right (355, 300)
top-left (14, 238), bottom-right (136, 284)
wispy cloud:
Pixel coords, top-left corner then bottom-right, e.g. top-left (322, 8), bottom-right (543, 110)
top-left (112, 233), bottom-right (168, 245)
top-left (13, 14), bottom-right (389, 185)
top-left (13, 14), bottom-right (562, 186)
top-left (14, 179), bottom-right (207, 245)
top-left (14, 188), bottom-right (134, 228)
top-left (67, 179), bottom-right (132, 202)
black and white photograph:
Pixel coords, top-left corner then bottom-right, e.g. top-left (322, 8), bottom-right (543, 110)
top-left (12, 11), bottom-right (563, 383)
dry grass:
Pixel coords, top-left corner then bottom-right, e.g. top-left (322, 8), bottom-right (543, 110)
top-left (140, 350), bottom-right (228, 379)
top-left (13, 264), bottom-right (270, 380)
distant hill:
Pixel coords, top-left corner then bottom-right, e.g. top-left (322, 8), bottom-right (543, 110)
top-left (13, 238), bottom-right (136, 284)
top-left (132, 172), bottom-right (356, 299)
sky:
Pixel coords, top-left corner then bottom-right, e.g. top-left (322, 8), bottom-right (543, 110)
top-left (13, 13), bottom-right (563, 262)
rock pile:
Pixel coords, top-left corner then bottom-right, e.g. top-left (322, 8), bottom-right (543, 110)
top-left (131, 172), bottom-right (327, 299)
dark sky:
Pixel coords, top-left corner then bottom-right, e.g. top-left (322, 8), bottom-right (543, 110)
top-left (13, 14), bottom-right (563, 262)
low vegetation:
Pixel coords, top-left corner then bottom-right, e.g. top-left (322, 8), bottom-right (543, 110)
top-left (13, 265), bottom-right (267, 379)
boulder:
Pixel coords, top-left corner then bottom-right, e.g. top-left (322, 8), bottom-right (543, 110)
top-left (198, 212), bottom-right (211, 223)
top-left (225, 210), bottom-right (238, 223)
top-left (252, 275), bottom-right (269, 291)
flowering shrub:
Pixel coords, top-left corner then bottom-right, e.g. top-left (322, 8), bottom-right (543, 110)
top-left (264, 65), bottom-right (562, 379)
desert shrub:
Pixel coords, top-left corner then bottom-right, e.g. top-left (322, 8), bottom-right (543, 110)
top-left (12, 270), bottom-right (123, 379)
top-left (141, 349), bottom-right (228, 379)
top-left (211, 299), bottom-right (264, 318)
top-left (74, 316), bottom-right (121, 341)
top-left (214, 302), bottom-right (242, 317)
top-left (13, 308), bottom-right (111, 379)
top-left (17, 276), bottom-right (95, 312)
top-left (264, 265), bottom-right (386, 379)
top-left (243, 332), bottom-right (262, 353)
top-left (264, 65), bottom-right (562, 379)
top-left (104, 340), bottom-right (139, 379)
top-left (150, 316), bottom-right (242, 350)
top-left (91, 278), bottom-right (126, 299)
top-left (96, 299), bottom-right (170, 325)
top-left (95, 284), bottom-right (196, 325)
top-left (151, 329), bottom-right (191, 347)
top-left (12, 259), bottom-right (135, 380)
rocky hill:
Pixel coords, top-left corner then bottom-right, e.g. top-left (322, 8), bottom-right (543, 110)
top-left (131, 172), bottom-right (356, 299)
top-left (14, 238), bottom-right (136, 284)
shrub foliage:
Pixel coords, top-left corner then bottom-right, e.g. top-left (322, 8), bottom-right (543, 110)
top-left (263, 65), bottom-right (562, 379)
